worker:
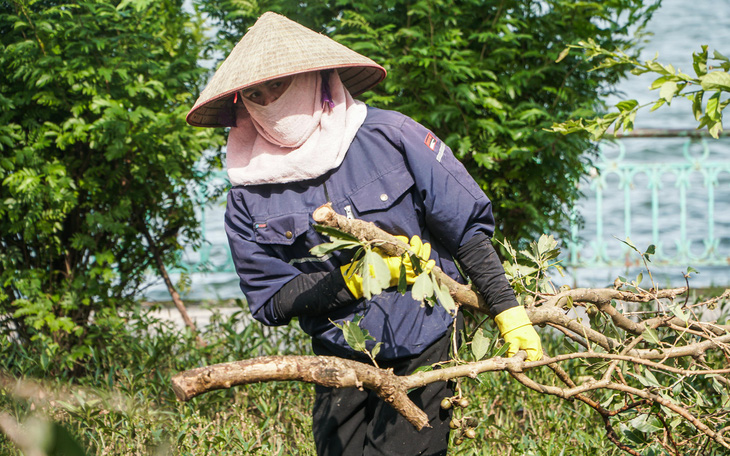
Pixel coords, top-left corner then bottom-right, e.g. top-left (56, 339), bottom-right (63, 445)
top-left (186, 11), bottom-right (542, 456)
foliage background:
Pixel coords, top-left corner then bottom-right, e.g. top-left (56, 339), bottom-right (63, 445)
top-left (199, 0), bottom-right (660, 242)
top-left (9, 0), bottom-right (719, 455)
top-left (0, 0), bottom-right (223, 370)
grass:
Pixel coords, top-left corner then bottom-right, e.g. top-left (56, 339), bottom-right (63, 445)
top-left (1, 302), bottom-right (630, 456)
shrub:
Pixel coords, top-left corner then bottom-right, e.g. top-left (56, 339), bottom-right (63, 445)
top-left (0, 0), bottom-right (224, 372)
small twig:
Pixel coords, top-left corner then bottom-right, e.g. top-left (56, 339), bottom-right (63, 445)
top-left (140, 224), bottom-right (202, 345)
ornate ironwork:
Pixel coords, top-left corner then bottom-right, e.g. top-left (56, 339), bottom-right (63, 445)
top-left (565, 133), bottom-right (730, 271)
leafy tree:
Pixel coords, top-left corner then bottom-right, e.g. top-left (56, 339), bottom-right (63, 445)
top-left (0, 0), bottom-right (223, 372)
top-left (197, 0), bottom-right (661, 243)
top-left (551, 41), bottom-right (730, 139)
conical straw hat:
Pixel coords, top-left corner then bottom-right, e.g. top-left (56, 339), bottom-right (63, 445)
top-left (186, 12), bottom-right (387, 127)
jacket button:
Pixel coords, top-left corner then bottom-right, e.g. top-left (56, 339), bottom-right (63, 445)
top-left (380, 193), bottom-right (388, 202)
top-left (285, 231), bottom-right (293, 239)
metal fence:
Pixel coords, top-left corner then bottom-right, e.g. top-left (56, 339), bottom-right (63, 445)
top-left (565, 131), bottom-right (730, 274)
top-left (169, 130), bottom-right (730, 293)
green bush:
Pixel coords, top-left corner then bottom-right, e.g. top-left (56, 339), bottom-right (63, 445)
top-left (0, 0), bottom-right (224, 371)
top-left (1, 303), bottom-right (318, 455)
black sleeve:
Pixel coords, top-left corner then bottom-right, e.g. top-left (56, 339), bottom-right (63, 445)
top-left (270, 269), bottom-right (356, 322)
top-left (456, 232), bottom-right (519, 317)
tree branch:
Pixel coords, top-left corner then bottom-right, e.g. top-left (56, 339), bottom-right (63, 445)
top-left (312, 203), bottom-right (488, 313)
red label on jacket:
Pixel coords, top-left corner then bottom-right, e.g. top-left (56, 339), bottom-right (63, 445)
top-left (424, 133), bottom-right (437, 151)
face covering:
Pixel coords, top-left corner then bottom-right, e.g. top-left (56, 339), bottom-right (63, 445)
top-left (225, 71), bottom-right (367, 186)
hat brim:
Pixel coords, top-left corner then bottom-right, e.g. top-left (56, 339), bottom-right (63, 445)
top-left (186, 12), bottom-right (386, 128)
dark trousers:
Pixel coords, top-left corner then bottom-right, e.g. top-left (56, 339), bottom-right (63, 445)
top-left (311, 324), bottom-right (459, 456)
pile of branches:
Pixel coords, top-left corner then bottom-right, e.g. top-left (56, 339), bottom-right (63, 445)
top-left (172, 205), bottom-right (730, 455)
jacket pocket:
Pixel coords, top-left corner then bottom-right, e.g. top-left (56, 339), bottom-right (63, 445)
top-left (253, 212), bottom-right (309, 246)
top-left (349, 162), bottom-right (415, 214)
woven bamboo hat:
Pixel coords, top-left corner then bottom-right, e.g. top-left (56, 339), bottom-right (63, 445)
top-left (186, 12), bottom-right (386, 128)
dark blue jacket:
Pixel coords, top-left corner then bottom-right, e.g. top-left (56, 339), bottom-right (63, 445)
top-left (225, 107), bottom-right (495, 359)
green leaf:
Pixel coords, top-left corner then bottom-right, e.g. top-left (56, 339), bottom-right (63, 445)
top-left (471, 328), bottom-right (491, 361)
top-left (699, 71), bottom-right (730, 91)
top-left (494, 342), bottom-right (510, 358)
top-left (432, 275), bottom-right (456, 313)
top-left (643, 369), bottom-right (661, 388)
top-left (706, 92), bottom-right (722, 121)
top-left (692, 91), bottom-right (705, 121)
top-left (642, 327), bottom-right (661, 345)
top-left (649, 98), bottom-right (666, 112)
top-left (397, 261), bottom-right (408, 295)
top-left (360, 250), bottom-right (391, 300)
top-left (309, 238), bottom-right (361, 257)
top-left (693, 46), bottom-right (709, 76)
top-left (659, 81), bottom-right (678, 103)
top-left (409, 365), bottom-right (434, 375)
top-left (371, 342), bottom-right (382, 359)
top-left (555, 47), bottom-right (570, 63)
top-left (338, 316), bottom-right (370, 353)
top-left (622, 427), bottom-right (648, 445)
top-left (708, 120), bottom-right (723, 139)
top-left (313, 224), bottom-right (362, 243)
top-left (615, 99), bottom-right (639, 112)
top-left (411, 272), bottom-right (433, 305)
top-left (668, 302), bottom-right (688, 322)
top-left (628, 414), bottom-right (663, 434)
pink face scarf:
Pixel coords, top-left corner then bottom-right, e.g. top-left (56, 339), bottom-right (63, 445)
top-left (225, 71), bottom-right (368, 186)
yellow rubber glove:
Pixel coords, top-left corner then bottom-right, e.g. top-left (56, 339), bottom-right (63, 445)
top-left (494, 306), bottom-right (543, 361)
top-left (341, 235), bottom-right (435, 299)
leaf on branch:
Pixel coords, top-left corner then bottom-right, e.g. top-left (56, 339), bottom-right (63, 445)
top-left (643, 244), bottom-right (656, 262)
top-left (432, 274), bottom-right (456, 313)
top-left (629, 414), bottom-right (663, 434)
top-left (397, 261), bottom-right (408, 295)
top-left (693, 45), bottom-right (709, 76)
top-left (334, 315), bottom-right (373, 353)
top-left (411, 272), bottom-right (433, 306)
top-left (706, 92), bottom-right (722, 121)
top-left (659, 81), bottom-right (679, 104)
top-left (669, 302), bottom-right (689, 322)
top-left (371, 342), bottom-right (382, 359)
top-left (313, 224), bottom-right (362, 243)
top-left (616, 99), bottom-right (639, 112)
top-left (555, 47), bottom-right (570, 63)
top-left (471, 328), bottom-right (491, 361)
top-left (360, 250), bottom-right (391, 300)
top-left (699, 71), bottom-right (730, 91)
top-left (642, 327), bottom-right (662, 346)
top-left (410, 365), bottom-right (434, 375)
top-left (494, 341), bottom-right (510, 358)
top-left (309, 238), bottom-right (362, 257)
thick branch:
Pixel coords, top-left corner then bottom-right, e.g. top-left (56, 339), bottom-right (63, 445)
top-left (312, 203), bottom-right (488, 313)
top-left (171, 355), bottom-right (429, 430)
top-left (171, 342), bottom-right (730, 431)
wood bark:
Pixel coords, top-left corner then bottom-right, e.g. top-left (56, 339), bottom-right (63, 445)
top-left (312, 203), bottom-right (488, 313)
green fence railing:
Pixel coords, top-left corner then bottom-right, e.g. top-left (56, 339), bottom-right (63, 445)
top-left (175, 130), bottom-right (730, 284)
top-left (565, 130), bottom-right (730, 272)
